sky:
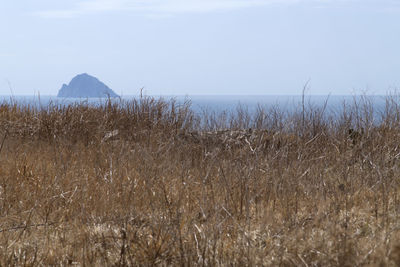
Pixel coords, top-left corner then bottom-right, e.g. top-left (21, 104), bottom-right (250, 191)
top-left (0, 0), bottom-right (400, 95)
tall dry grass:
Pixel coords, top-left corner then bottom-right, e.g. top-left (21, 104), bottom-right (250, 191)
top-left (0, 95), bottom-right (399, 266)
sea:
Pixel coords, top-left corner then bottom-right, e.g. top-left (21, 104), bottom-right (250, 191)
top-left (0, 94), bottom-right (393, 121)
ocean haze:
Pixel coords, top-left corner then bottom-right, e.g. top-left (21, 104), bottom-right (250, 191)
top-left (0, 94), bottom-right (388, 121)
top-left (1, 1), bottom-right (400, 95)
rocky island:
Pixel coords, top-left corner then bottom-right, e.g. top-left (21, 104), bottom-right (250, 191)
top-left (57, 73), bottom-right (119, 98)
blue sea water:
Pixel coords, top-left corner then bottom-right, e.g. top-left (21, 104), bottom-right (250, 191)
top-left (0, 94), bottom-right (390, 119)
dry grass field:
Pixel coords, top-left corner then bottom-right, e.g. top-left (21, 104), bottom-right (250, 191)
top-left (0, 95), bottom-right (399, 266)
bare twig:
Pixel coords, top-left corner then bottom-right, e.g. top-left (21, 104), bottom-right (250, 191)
top-left (0, 130), bottom-right (8, 156)
top-left (0, 222), bottom-right (55, 233)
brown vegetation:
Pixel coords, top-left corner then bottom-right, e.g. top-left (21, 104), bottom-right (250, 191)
top-left (0, 95), bottom-right (399, 266)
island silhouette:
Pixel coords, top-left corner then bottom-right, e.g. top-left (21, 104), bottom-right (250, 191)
top-left (57, 73), bottom-right (119, 98)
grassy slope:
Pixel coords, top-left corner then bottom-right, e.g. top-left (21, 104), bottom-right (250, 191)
top-left (0, 96), bottom-right (399, 266)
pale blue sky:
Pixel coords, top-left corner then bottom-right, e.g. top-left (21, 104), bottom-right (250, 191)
top-left (1, 0), bottom-right (400, 95)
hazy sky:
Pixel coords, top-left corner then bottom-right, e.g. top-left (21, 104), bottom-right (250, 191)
top-left (1, 0), bottom-right (400, 95)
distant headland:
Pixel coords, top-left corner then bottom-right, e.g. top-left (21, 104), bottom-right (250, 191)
top-left (57, 73), bottom-right (119, 98)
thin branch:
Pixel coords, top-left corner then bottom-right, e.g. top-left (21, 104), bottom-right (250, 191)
top-left (0, 130), bottom-right (8, 156)
top-left (0, 222), bottom-right (55, 233)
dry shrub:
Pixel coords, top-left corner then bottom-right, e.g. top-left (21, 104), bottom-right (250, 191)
top-left (0, 95), bottom-right (398, 266)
